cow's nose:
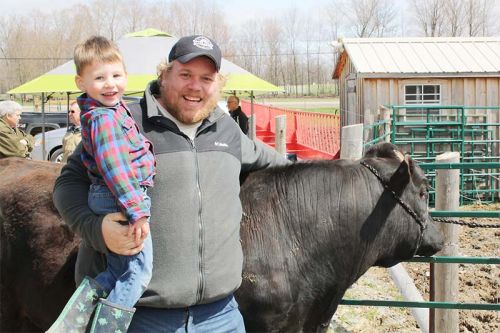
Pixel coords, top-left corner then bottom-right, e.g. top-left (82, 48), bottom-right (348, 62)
top-left (417, 220), bottom-right (444, 256)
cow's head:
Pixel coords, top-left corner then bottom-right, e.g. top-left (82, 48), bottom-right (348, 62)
top-left (362, 143), bottom-right (444, 267)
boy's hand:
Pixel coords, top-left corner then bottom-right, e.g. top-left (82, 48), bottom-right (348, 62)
top-left (128, 217), bottom-right (149, 244)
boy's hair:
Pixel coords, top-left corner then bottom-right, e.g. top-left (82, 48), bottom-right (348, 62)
top-left (74, 36), bottom-right (124, 75)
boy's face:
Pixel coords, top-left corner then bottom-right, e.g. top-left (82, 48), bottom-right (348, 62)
top-left (75, 61), bottom-right (128, 107)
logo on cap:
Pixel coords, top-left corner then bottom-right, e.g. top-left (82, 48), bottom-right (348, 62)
top-left (193, 36), bottom-right (213, 50)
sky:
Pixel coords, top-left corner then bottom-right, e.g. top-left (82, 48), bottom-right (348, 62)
top-left (2, 0), bottom-right (329, 21)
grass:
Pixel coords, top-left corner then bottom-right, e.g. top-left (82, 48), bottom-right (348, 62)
top-left (290, 107), bottom-right (339, 114)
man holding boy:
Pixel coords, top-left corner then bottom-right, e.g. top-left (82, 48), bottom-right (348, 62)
top-left (53, 35), bottom-right (289, 332)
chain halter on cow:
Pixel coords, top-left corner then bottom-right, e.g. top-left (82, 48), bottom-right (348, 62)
top-left (360, 153), bottom-right (428, 253)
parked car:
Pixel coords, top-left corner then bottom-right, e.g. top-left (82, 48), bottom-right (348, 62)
top-left (31, 127), bottom-right (67, 162)
top-left (20, 111), bottom-right (68, 136)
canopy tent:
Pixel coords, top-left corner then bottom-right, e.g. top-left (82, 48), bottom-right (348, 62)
top-left (8, 28), bottom-right (281, 95)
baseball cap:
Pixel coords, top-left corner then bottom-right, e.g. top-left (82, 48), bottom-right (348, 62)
top-left (169, 35), bottom-right (222, 72)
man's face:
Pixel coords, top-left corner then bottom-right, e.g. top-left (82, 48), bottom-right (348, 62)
top-left (158, 57), bottom-right (220, 124)
top-left (68, 103), bottom-right (81, 126)
top-left (75, 61), bottom-right (128, 107)
top-left (4, 110), bottom-right (21, 128)
top-left (227, 97), bottom-right (238, 112)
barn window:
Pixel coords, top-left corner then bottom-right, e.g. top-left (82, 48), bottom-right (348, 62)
top-left (404, 84), bottom-right (441, 116)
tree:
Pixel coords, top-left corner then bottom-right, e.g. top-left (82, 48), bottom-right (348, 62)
top-left (121, 0), bottom-right (148, 33)
top-left (261, 18), bottom-right (283, 86)
top-left (464, 0), bottom-right (496, 36)
top-left (332, 0), bottom-right (397, 37)
top-left (412, 0), bottom-right (445, 37)
top-left (444, 0), bottom-right (464, 36)
top-left (282, 7), bottom-right (302, 96)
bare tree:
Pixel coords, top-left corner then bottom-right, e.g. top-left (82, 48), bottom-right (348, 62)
top-left (352, 0), bottom-right (378, 37)
top-left (261, 18), bottom-right (283, 86)
top-left (325, 0), bottom-right (343, 41)
top-left (412, 0), bottom-right (446, 36)
top-left (121, 0), bottom-right (148, 33)
top-left (464, 0), bottom-right (496, 36)
top-left (233, 20), bottom-right (262, 76)
top-left (333, 0), bottom-right (397, 37)
top-left (444, 0), bottom-right (464, 36)
top-left (166, 0), bottom-right (228, 42)
top-left (282, 7), bottom-right (302, 96)
top-left (144, 1), bottom-right (177, 35)
top-left (91, 0), bottom-right (123, 40)
top-left (373, 0), bottom-right (398, 37)
top-left (204, 2), bottom-right (230, 44)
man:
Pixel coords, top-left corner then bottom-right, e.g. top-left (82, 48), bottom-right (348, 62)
top-left (0, 100), bottom-right (34, 158)
top-left (227, 95), bottom-right (249, 135)
top-left (53, 35), bottom-right (289, 332)
top-left (61, 101), bottom-right (82, 163)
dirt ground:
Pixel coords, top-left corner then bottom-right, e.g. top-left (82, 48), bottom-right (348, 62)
top-left (329, 209), bottom-right (499, 333)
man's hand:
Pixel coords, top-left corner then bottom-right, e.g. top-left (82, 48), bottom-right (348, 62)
top-left (102, 212), bottom-right (144, 256)
top-left (128, 217), bottom-right (149, 244)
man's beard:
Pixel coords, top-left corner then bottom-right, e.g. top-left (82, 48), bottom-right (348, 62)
top-left (161, 87), bottom-right (221, 125)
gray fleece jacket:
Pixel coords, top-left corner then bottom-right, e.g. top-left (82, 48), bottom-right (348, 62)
top-left (53, 80), bottom-right (289, 308)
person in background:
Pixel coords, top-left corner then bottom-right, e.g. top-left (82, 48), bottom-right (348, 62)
top-left (0, 100), bottom-right (34, 159)
top-left (227, 95), bottom-right (249, 135)
top-left (53, 34), bottom-right (289, 333)
top-left (48, 36), bottom-right (156, 333)
top-left (61, 101), bottom-right (82, 163)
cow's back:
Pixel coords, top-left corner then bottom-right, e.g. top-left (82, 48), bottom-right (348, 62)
top-left (0, 158), bottom-right (79, 332)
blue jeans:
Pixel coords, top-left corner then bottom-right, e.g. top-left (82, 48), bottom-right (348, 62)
top-left (88, 184), bottom-right (153, 308)
top-left (128, 295), bottom-right (246, 333)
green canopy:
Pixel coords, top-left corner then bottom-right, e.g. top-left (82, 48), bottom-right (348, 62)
top-left (8, 29), bottom-right (281, 95)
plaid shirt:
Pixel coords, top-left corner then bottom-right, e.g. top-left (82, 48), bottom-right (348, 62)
top-left (78, 94), bottom-right (156, 224)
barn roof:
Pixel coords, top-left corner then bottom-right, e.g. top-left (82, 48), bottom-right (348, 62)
top-left (332, 37), bottom-right (500, 79)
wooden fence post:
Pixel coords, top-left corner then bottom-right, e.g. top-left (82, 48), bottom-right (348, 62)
top-left (275, 115), bottom-right (287, 156)
top-left (432, 152), bottom-right (460, 333)
top-left (340, 123), bottom-right (363, 160)
top-left (379, 106), bottom-right (391, 142)
top-left (248, 115), bottom-right (256, 140)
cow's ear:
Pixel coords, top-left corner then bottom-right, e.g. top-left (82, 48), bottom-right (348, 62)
top-left (388, 156), bottom-right (411, 194)
top-left (405, 154), bottom-right (415, 175)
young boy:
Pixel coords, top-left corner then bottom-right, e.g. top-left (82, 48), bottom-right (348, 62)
top-left (48, 36), bottom-right (155, 333)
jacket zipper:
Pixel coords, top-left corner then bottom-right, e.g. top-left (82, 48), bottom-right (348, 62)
top-left (189, 138), bottom-right (204, 303)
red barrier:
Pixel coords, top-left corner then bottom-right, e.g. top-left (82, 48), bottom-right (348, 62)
top-left (241, 100), bottom-right (340, 160)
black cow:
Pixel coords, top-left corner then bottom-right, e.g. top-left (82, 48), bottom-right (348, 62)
top-left (0, 143), bottom-right (443, 332)
top-left (236, 143), bottom-right (443, 332)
